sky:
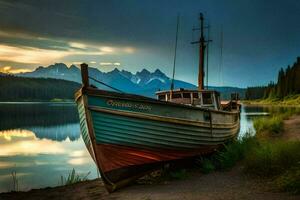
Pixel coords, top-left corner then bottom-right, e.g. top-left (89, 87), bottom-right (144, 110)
top-left (0, 0), bottom-right (299, 88)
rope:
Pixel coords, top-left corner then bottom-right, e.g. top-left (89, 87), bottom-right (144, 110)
top-left (88, 76), bottom-right (124, 93)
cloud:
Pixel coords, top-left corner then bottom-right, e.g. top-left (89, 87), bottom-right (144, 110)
top-left (99, 62), bottom-right (121, 66)
top-left (99, 46), bottom-right (114, 53)
top-left (100, 62), bottom-right (113, 65)
top-left (0, 129), bottom-right (65, 156)
top-left (0, 44), bottom-right (69, 64)
top-left (72, 61), bottom-right (83, 65)
top-left (0, 66), bottom-right (32, 74)
top-left (0, 42), bottom-right (136, 65)
top-left (69, 42), bottom-right (87, 49)
top-left (123, 47), bottom-right (135, 53)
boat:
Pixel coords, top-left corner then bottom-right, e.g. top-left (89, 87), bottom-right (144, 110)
top-left (75, 13), bottom-right (240, 192)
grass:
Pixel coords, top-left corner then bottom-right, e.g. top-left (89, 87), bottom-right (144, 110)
top-left (194, 107), bottom-right (300, 194)
top-left (216, 135), bottom-right (258, 170)
top-left (249, 110), bottom-right (300, 194)
top-left (196, 129), bottom-right (300, 194)
top-left (195, 134), bottom-right (258, 173)
top-left (275, 166), bottom-right (300, 194)
top-left (11, 170), bottom-right (19, 192)
top-left (199, 158), bottom-right (215, 174)
top-left (244, 140), bottom-right (300, 177)
top-left (243, 94), bottom-right (300, 106)
top-left (253, 107), bottom-right (300, 137)
top-left (60, 169), bottom-right (91, 186)
top-left (253, 116), bottom-right (284, 136)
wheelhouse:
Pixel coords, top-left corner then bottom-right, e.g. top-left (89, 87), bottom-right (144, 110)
top-left (156, 88), bottom-right (221, 110)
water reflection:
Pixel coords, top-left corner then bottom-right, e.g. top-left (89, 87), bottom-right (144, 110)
top-left (0, 128), bottom-right (98, 192)
top-left (0, 103), bottom-right (79, 130)
top-left (0, 103), bottom-right (97, 193)
top-left (238, 105), bottom-right (255, 138)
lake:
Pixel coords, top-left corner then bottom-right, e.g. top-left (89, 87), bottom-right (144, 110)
top-left (0, 103), bottom-right (281, 192)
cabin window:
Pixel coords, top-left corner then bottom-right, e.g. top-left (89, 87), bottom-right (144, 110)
top-left (193, 93), bottom-right (199, 98)
top-left (183, 93), bottom-right (191, 98)
top-left (202, 93), bottom-right (213, 104)
top-left (158, 95), bottom-right (165, 100)
top-left (172, 93), bottom-right (181, 98)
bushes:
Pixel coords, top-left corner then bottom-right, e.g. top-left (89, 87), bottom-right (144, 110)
top-left (198, 133), bottom-right (300, 194)
top-left (253, 116), bottom-right (283, 136)
top-left (244, 141), bottom-right (300, 177)
top-left (60, 169), bottom-right (91, 185)
top-left (197, 133), bottom-right (257, 172)
top-left (216, 135), bottom-right (257, 170)
top-left (275, 166), bottom-right (300, 194)
top-left (200, 159), bottom-right (215, 174)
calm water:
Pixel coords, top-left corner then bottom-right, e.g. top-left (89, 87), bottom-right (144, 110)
top-left (0, 103), bottom-right (290, 192)
top-left (0, 103), bottom-right (98, 192)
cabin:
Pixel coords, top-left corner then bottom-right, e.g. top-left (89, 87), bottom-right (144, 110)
top-left (156, 88), bottom-right (221, 110)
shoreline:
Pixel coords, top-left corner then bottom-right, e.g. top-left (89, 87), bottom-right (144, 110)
top-left (1, 165), bottom-right (298, 200)
top-left (242, 103), bottom-right (300, 107)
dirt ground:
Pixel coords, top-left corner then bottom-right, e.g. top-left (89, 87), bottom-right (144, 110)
top-left (0, 165), bottom-right (298, 200)
top-left (1, 116), bottom-right (299, 200)
top-left (283, 115), bottom-right (300, 141)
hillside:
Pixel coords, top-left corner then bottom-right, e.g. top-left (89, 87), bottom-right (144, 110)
top-left (0, 75), bottom-right (81, 101)
top-left (245, 57), bottom-right (300, 100)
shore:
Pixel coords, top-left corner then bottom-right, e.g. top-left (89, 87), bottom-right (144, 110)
top-left (242, 95), bottom-right (300, 107)
top-left (1, 165), bottom-right (298, 200)
top-left (1, 116), bottom-right (299, 200)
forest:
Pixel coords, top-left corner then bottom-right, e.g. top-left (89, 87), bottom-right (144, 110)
top-left (0, 75), bottom-right (81, 101)
top-left (245, 57), bottom-right (300, 100)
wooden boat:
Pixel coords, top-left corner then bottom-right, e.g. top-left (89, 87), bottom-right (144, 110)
top-left (75, 13), bottom-right (240, 192)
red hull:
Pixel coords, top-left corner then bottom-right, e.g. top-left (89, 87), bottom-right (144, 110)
top-left (93, 143), bottom-right (219, 191)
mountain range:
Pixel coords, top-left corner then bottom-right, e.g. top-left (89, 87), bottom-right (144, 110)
top-left (15, 63), bottom-right (245, 99)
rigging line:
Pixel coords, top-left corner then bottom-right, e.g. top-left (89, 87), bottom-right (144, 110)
top-left (219, 26), bottom-right (223, 86)
top-left (206, 25), bottom-right (210, 90)
top-left (170, 14), bottom-right (180, 91)
top-left (88, 76), bottom-right (124, 93)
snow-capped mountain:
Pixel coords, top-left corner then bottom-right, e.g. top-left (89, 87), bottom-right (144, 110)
top-left (16, 63), bottom-right (196, 97)
top-left (15, 63), bottom-right (245, 98)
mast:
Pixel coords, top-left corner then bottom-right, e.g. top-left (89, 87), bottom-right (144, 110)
top-left (198, 13), bottom-right (205, 90)
top-left (191, 13), bottom-right (211, 91)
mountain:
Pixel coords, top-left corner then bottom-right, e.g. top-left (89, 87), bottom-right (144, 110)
top-left (15, 63), bottom-right (245, 99)
top-left (19, 63), bottom-right (81, 82)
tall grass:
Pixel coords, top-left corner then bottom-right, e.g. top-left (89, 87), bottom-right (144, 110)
top-left (11, 170), bottom-right (19, 192)
top-left (199, 158), bottom-right (215, 174)
top-left (243, 94), bottom-right (300, 106)
top-left (197, 130), bottom-right (300, 194)
top-left (253, 107), bottom-right (300, 137)
top-left (253, 116), bottom-right (283, 136)
top-left (217, 134), bottom-right (258, 170)
top-left (244, 140), bottom-right (300, 194)
top-left (196, 133), bottom-right (258, 172)
top-left (275, 166), bottom-right (300, 194)
top-left (60, 168), bottom-right (91, 185)
top-left (249, 109), bottom-right (300, 194)
top-left (244, 140), bottom-right (300, 177)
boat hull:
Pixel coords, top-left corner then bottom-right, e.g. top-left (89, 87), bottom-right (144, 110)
top-left (76, 88), bottom-right (240, 192)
